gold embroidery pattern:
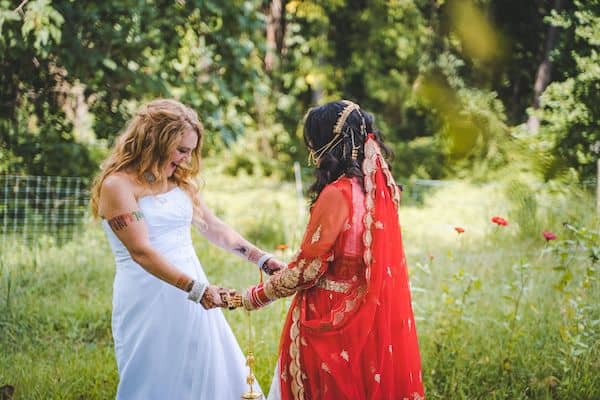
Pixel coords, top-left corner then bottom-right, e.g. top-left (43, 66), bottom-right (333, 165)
top-left (315, 278), bottom-right (351, 293)
top-left (264, 257), bottom-right (323, 300)
top-left (311, 225), bottom-right (322, 244)
top-left (265, 267), bottom-right (300, 298)
top-left (340, 350), bottom-right (349, 361)
top-left (332, 287), bottom-right (364, 326)
top-left (402, 392), bottom-right (425, 400)
top-left (288, 302), bottom-right (304, 400)
top-left (302, 258), bottom-right (323, 283)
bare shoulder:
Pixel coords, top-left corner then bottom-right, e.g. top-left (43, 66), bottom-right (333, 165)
top-left (99, 173), bottom-right (139, 218)
top-left (101, 173), bottom-right (137, 198)
top-left (102, 172), bottom-right (133, 190)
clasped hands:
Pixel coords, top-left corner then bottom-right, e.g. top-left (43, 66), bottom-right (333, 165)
top-left (199, 285), bottom-right (243, 310)
top-left (200, 257), bottom-right (285, 310)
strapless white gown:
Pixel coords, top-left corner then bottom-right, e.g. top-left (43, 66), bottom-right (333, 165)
top-left (102, 187), bottom-right (260, 399)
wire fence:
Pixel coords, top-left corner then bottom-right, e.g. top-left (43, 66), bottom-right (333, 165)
top-left (0, 173), bottom-right (597, 248)
top-left (0, 175), bottom-right (90, 246)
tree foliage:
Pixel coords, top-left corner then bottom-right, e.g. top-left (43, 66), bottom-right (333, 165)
top-left (0, 0), bottom-right (597, 182)
top-left (1, 0), bottom-right (272, 176)
top-left (534, 0), bottom-right (600, 180)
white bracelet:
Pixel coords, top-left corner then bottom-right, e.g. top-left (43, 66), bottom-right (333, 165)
top-left (187, 280), bottom-right (207, 303)
top-left (257, 253), bottom-right (274, 270)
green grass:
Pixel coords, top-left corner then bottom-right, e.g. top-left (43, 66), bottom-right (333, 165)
top-left (1, 172), bottom-right (598, 399)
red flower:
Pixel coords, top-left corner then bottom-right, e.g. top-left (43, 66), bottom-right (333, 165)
top-left (454, 226), bottom-right (465, 234)
top-left (491, 216), bottom-right (508, 226)
top-left (542, 231), bottom-right (557, 241)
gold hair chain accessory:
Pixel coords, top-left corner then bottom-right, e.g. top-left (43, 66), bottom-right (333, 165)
top-left (308, 100), bottom-right (360, 166)
top-left (333, 100), bottom-right (359, 135)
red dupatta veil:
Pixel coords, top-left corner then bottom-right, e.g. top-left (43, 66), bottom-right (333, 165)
top-left (276, 134), bottom-right (425, 399)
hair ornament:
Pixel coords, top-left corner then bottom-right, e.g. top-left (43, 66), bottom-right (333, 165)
top-left (308, 100), bottom-right (362, 166)
top-left (333, 100), bottom-right (360, 135)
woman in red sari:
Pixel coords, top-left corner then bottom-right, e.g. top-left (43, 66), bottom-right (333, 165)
top-left (242, 100), bottom-right (425, 400)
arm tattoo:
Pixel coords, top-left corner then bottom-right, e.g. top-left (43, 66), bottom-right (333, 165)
top-left (175, 275), bottom-right (193, 291)
top-left (233, 246), bottom-right (249, 256)
top-left (107, 211), bottom-right (144, 231)
top-left (233, 245), bottom-right (262, 263)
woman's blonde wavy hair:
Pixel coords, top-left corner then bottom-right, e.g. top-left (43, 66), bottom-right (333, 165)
top-left (90, 99), bottom-right (204, 219)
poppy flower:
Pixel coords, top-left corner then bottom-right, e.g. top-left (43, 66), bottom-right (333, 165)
top-left (542, 231), bottom-right (557, 241)
top-left (455, 227), bottom-right (465, 234)
top-left (491, 216), bottom-right (508, 226)
top-left (276, 244), bottom-right (289, 251)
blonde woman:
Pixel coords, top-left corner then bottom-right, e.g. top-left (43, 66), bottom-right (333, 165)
top-left (91, 99), bottom-right (282, 399)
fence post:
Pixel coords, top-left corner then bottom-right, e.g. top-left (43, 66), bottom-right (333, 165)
top-left (597, 158), bottom-right (599, 215)
top-left (293, 161), bottom-right (304, 219)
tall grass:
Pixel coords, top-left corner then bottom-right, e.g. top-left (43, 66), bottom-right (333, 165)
top-left (1, 173), bottom-right (598, 399)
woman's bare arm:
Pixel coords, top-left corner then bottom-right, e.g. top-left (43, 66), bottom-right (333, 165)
top-left (192, 195), bottom-right (285, 273)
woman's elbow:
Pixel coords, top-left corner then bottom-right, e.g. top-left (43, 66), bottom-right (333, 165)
top-left (129, 245), bottom-right (155, 264)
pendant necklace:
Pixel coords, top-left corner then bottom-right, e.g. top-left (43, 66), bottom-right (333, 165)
top-left (143, 171), bottom-right (168, 204)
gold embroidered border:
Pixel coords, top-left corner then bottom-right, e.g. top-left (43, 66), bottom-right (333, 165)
top-left (288, 302), bottom-right (304, 400)
top-left (381, 158), bottom-right (401, 209)
top-left (315, 278), bottom-right (351, 293)
top-left (331, 287), bottom-right (365, 326)
top-left (362, 139), bottom-right (378, 275)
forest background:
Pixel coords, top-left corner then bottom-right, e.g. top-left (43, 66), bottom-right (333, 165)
top-left (2, 0), bottom-right (599, 183)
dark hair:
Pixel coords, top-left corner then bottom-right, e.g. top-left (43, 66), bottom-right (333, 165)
top-left (303, 101), bottom-right (393, 203)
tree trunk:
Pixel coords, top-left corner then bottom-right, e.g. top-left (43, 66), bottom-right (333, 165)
top-left (265, 0), bottom-right (286, 73)
top-left (527, 0), bottom-right (563, 133)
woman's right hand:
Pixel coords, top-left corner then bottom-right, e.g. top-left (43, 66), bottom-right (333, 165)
top-left (262, 257), bottom-right (286, 275)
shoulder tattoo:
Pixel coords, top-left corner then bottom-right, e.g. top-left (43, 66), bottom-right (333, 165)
top-left (107, 211), bottom-right (144, 231)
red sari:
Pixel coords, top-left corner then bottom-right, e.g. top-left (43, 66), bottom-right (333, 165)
top-left (244, 137), bottom-right (425, 399)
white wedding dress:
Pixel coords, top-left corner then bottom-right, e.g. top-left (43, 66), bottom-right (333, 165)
top-left (102, 187), bottom-right (259, 399)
